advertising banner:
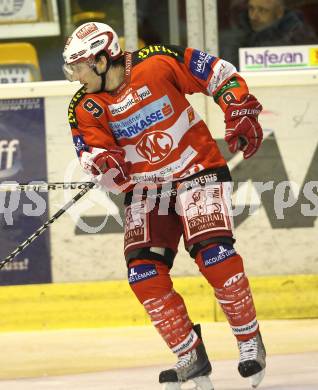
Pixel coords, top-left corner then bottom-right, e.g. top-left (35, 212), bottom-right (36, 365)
top-left (0, 0), bottom-right (39, 23)
top-left (0, 66), bottom-right (34, 83)
top-left (45, 83), bottom-right (318, 283)
top-left (0, 98), bottom-right (51, 285)
top-left (0, 78), bottom-right (317, 285)
top-left (239, 45), bottom-right (318, 71)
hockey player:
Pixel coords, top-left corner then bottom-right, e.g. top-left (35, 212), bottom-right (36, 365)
top-left (63, 22), bottom-right (266, 389)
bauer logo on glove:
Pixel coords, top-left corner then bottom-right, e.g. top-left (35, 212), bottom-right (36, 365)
top-left (224, 94), bottom-right (263, 159)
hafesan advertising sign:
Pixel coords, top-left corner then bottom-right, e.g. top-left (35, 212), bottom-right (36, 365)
top-left (239, 45), bottom-right (318, 71)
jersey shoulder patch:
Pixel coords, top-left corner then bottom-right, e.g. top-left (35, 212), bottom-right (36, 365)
top-left (132, 44), bottom-right (185, 65)
top-left (68, 86), bottom-right (86, 128)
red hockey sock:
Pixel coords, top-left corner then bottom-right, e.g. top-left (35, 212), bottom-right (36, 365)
top-left (128, 259), bottom-right (200, 355)
top-left (195, 243), bottom-right (259, 341)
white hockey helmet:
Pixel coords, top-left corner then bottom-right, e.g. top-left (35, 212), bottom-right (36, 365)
top-left (63, 22), bottom-right (122, 81)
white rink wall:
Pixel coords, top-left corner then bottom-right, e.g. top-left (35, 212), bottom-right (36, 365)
top-left (1, 70), bottom-right (317, 283)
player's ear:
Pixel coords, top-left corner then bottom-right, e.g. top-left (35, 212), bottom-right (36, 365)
top-left (96, 54), bottom-right (108, 73)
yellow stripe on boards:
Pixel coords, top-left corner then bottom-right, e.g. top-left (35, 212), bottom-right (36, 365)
top-left (0, 274), bottom-right (317, 332)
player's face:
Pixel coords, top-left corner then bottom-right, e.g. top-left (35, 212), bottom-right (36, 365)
top-left (63, 61), bottom-right (101, 93)
top-left (248, 0), bottom-right (283, 32)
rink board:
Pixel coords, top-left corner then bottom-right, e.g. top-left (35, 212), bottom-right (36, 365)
top-left (0, 274), bottom-right (317, 331)
top-left (0, 71), bottom-right (318, 310)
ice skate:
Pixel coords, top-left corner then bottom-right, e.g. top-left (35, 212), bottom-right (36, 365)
top-left (237, 332), bottom-right (266, 388)
top-left (159, 324), bottom-right (213, 390)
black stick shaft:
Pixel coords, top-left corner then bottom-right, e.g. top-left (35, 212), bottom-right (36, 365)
top-left (0, 182), bottom-right (95, 270)
top-left (0, 181), bottom-right (94, 192)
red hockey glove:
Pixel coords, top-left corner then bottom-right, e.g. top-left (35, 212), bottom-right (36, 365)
top-left (224, 94), bottom-right (263, 159)
top-left (91, 147), bottom-right (131, 185)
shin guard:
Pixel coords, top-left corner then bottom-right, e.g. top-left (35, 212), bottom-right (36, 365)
top-left (128, 259), bottom-right (199, 355)
top-left (196, 243), bottom-right (259, 341)
top-left (144, 290), bottom-right (199, 355)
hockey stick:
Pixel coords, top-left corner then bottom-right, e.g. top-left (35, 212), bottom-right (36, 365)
top-left (0, 181), bottom-right (95, 270)
top-left (0, 181), bottom-right (95, 192)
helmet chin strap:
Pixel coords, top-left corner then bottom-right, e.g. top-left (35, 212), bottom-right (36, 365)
top-left (99, 71), bottom-right (107, 92)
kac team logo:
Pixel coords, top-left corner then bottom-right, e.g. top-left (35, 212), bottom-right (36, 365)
top-left (0, 0), bottom-right (24, 16)
top-left (136, 131), bottom-right (173, 163)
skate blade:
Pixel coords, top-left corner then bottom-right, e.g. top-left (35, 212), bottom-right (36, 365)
top-left (162, 382), bottom-right (181, 390)
top-left (193, 375), bottom-right (214, 390)
top-left (250, 368), bottom-right (265, 388)
top-left (162, 376), bottom-right (214, 390)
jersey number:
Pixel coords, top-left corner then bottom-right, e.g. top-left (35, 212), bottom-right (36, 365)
top-left (222, 91), bottom-right (236, 105)
top-left (83, 98), bottom-right (104, 118)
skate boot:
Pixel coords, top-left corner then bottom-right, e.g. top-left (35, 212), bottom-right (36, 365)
top-left (159, 324), bottom-right (213, 390)
top-left (238, 331), bottom-right (266, 389)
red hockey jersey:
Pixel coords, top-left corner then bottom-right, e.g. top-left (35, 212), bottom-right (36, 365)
top-left (68, 45), bottom-right (249, 185)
